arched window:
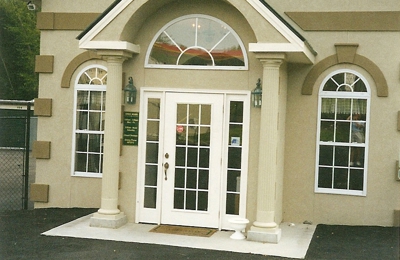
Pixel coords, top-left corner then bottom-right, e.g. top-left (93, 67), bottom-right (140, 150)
top-left (145, 14), bottom-right (248, 70)
top-left (72, 65), bottom-right (107, 177)
top-left (315, 70), bottom-right (370, 196)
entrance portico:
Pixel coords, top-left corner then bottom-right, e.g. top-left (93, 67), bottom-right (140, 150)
top-left (75, 0), bottom-right (315, 240)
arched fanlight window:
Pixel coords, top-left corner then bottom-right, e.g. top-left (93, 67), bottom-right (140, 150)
top-left (145, 14), bottom-right (248, 70)
top-left (72, 66), bottom-right (107, 177)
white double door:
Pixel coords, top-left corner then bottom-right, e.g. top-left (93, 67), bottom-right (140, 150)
top-left (160, 92), bottom-right (223, 228)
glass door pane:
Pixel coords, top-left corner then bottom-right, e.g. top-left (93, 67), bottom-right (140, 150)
top-left (174, 104), bottom-right (211, 211)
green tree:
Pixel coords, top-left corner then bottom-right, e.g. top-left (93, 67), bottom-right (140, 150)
top-left (0, 0), bottom-right (40, 100)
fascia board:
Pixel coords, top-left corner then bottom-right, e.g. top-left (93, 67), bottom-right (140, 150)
top-left (79, 0), bottom-right (133, 48)
top-left (246, 0), bottom-right (304, 47)
top-left (80, 41), bottom-right (140, 54)
top-left (249, 43), bottom-right (315, 64)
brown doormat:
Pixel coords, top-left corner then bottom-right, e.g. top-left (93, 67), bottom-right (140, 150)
top-left (150, 225), bottom-right (217, 237)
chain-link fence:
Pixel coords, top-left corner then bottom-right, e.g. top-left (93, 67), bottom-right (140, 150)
top-left (0, 100), bottom-right (36, 211)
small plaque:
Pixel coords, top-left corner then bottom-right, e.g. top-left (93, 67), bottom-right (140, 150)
top-left (123, 112), bottom-right (139, 146)
top-left (231, 137), bottom-right (240, 146)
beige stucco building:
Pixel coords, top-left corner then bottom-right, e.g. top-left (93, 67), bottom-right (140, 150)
top-left (32, 0), bottom-right (400, 243)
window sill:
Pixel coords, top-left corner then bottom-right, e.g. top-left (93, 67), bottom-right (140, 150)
top-left (72, 172), bottom-right (102, 178)
top-left (315, 188), bottom-right (366, 197)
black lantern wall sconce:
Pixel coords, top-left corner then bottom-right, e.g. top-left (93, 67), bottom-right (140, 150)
top-left (124, 77), bottom-right (137, 105)
top-left (251, 78), bottom-right (262, 108)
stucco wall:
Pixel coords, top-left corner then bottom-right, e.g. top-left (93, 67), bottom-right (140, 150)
top-left (35, 1), bottom-right (110, 208)
top-left (41, 0), bottom-right (112, 13)
top-left (283, 29), bottom-right (400, 226)
top-left (36, 0), bottom-right (400, 226)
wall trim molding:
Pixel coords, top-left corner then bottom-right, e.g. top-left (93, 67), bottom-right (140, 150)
top-left (61, 51), bottom-right (102, 88)
top-left (302, 43), bottom-right (388, 97)
top-left (37, 12), bottom-right (100, 30)
top-left (286, 11), bottom-right (400, 31)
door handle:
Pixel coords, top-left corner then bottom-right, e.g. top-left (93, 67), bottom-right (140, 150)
top-left (164, 162), bottom-right (169, 180)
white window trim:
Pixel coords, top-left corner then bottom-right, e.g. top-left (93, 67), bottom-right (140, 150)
top-left (71, 65), bottom-right (107, 178)
top-left (145, 14), bottom-right (249, 71)
top-left (315, 69), bottom-right (371, 196)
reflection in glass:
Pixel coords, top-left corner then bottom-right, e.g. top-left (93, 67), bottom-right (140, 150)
top-left (349, 169), bottom-right (364, 190)
top-left (320, 121), bottom-right (334, 142)
top-left (145, 165), bottom-right (158, 186)
top-left (189, 105), bottom-right (199, 123)
top-left (318, 167), bottom-right (333, 188)
top-left (174, 190), bottom-right (184, 209)
top-left (177, 104), bottom-right (187, 124)
top-left (146, 143), bottom-right (159, 164)
top-left (320, 98), bottom-right (335, 119)
top-left (199, 127), bottom-right (210, 146)
top-left (199, 148), bottom-right (210, 168)
top-left (186, 169), bottom-right (197, 189)
top-left (175, 147), bottom-right (186, 167)
top-left (75, 153), bottom-right (86, 172)
top-left (333, 168), bottom-right (348, 189)
top-left (175, 168), bottom-right (185, 188)
top-left (350, 147), bottom-right (365, 167)
top-left (144, 187), bottom-right (157, 208)
top-left (198, 170), bottom-right (209, 190)
top-left (201, 105), bottom-right (211, 125)
top-left (78, 67), bottom-right (107, 85)
top-left (147, 99), bottom-right (160, 119)
top-left (186, 191), bottom-right (196, 210)
top-left (74, 87), bottom-right (106, 174)
top-left (335, 146), bottom-right (349, 166)
top-left (148, 16), bottom-right (245, 67)
top-left (173, 102), bottom-right (213, 212)
top-left (228, 147), bottom-right (242, 169)
top-left (88, 135), bottom-right (101, 153)
top-left (319, 145), bottom-right (333, 166)
top-left (88, 112), bottom-right (101, 131)
top-left (188, 125), bottom-right (199, 146)
top-left (176, 126), bottom-right (187, 145)
top-left (226, 193), bottom-right (239, 215)
top-left (317, 71), bottom-right (369, 193)
top-left (179, 48), bottom-right (213, 66)
top-left (230, 101), bottom-right (244, 123)
top-left (147, 121), bottom-right (159, 141)
top-left (187, 148), bottom-right (198, 167)
top-left (336, 122), bottom-right (350, 142)
top-left (227, 170), bottom-right (240, 192)
top-left (198, 191), bottom-right (208, 211)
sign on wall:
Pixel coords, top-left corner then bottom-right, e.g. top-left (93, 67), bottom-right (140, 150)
top-left (123, 112), bottom-right (139, 146)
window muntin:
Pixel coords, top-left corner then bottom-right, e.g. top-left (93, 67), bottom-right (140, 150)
top-left (225, 101), bottom-right (244, 215)
top-left (316, 70), bottom-right (370, 196)
top-left (144, 98), bottom-right (161, 208)
top-left (72, 66), bottom-right (107, 177)
top-left (146, 15), bottom-right (248, 70)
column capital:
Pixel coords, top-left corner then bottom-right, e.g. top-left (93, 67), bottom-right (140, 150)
top-left (255, 53), bottom-right (285, 67)
top-left (96, 50), bottom-right (133, 63)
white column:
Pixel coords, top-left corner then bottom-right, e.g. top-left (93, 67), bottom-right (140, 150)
top-left (248, 53), bottom-right (284, 243)
top-left (90, 51), bottom-right (132, 229)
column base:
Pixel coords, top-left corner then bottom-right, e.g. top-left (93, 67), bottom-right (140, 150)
top-left (90, 212), bottom-right (127, 229)
top-left (247, 226), bottom-right (282, 243)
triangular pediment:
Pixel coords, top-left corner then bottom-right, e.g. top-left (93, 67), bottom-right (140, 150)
top-left (77, 0), bottom-right (315, 64)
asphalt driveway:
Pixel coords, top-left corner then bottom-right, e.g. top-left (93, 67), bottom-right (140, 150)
top-left (0, 208), bottom-right (398, 260)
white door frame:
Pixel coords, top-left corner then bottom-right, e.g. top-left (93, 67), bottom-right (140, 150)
top-left (136, 88), bottom-right (250, 230)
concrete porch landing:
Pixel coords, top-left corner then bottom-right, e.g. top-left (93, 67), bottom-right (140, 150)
top-left (42, 214), bottom-right (316, 259)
